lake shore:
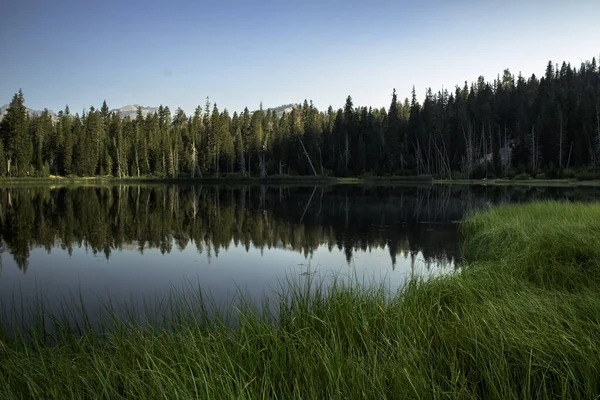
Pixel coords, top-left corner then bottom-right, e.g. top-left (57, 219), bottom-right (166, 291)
top-left (1, 201), bottom-right (599, 399)
top-left (0, 174), bottom-right (599, 187)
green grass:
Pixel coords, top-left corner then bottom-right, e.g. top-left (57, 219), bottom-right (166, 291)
top-left (1, 202), bottom-right (600, 399)
top-left (433, 178), bottom-right (599, 187)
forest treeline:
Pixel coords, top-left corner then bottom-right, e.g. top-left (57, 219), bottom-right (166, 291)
top-left (1, 57), bottom-right (599, 179)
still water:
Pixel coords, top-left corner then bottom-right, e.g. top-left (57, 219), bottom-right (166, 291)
top-left (0, 184), bottom-right (598, 326)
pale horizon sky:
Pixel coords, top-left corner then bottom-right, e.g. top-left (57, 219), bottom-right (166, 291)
top-left (1, 0), bottom-right (599, 115)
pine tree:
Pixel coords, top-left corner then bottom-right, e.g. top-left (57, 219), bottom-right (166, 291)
top-left (84, 107), bottom-right (104, 175)
top-left (1, 55), bottom-right (600, 179)
top-left (31, 109), bottom-right (53, 175)
top-left (0, 141), bottom-right (6, 176)
top-left (171, 108), bottom-right (187, 178)
top-left (241, 107), bottom-right (251, 174)
top-left (0, 90), bottom-right (31, 176)
top-left (158, 106), bottom-right (172, 177)
top-left (220, 109), bottom-right (234, 174)
top-left (60, 106), bottom-right (74, 175)
top-left (72, 113), bottom-right (86, 176)
top-left (343, 95), bottom-right (354, 172)
top-left (385, 89), bottom-right (402, 173)
top-left (210, 104), bottom-right (221, 176)
top-left (189, 106), bottom-right (203, 177)
top-left (109, 112), bottom-right (125, 177)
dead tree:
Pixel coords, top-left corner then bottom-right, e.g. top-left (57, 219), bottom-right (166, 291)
top-left (296, 133), bottom-right (318, 176)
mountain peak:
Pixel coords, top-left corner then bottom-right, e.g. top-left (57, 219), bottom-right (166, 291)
top-left (267, 103), bottom-right (300, 117)
top-left (0, 104), bottom-right (57, 121)
top-left (111, 105), bottom-right (159, 119)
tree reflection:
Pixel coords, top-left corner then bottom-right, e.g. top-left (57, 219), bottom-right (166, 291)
top-left (0, 184), bottom-right (596, 272)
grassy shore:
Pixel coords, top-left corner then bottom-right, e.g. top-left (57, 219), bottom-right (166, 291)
top-left (1, 202), bottom-right (600, 399)
top-left (433, 178), bottom-right (600, 187)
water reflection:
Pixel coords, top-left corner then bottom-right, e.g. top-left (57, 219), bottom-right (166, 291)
top-left (0, 184), bottom-right (598, 274)
top-left (0, 184), bottom-right (599, 330)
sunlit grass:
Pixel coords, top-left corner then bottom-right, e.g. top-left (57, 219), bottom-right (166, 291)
top-left (1, 201), bottom-right (600, 399)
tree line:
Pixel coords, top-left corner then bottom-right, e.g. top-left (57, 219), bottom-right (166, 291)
top-left (1, 56), bottom-right (599, 179)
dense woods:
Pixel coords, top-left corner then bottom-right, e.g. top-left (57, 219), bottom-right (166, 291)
top-left (1, 56), bottom-right (600, 179)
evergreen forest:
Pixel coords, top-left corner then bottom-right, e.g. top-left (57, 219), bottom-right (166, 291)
top-left (1, 57), bottom-right (600, 179)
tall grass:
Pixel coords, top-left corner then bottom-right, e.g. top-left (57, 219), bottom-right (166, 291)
top-left (1, 201), bottom-right (600, 399)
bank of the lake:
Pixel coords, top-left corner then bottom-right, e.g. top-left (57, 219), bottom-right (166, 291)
top-left (1, 174), bottom-right (600, 187)
top-left (1, 201), bottom-right (600, 399)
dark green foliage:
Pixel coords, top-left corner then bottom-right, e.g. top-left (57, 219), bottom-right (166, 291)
top-left (0, 90), bottom-right (31, 176)
top-left (512, 172), bottom-right (530, 180)
top-left (1, 56), bottom-right (600, 179)
top-left (575, 170), bottom-right (600, 181)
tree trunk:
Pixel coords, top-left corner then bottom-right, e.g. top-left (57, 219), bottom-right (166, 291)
top-left (216, 145), bottom-right (220, 178)
top-left (296, 133), bottom-right (318, 176)
top-left (345, 134), bottom-right (349, 169)
top-left (318, 146), bottom-right (323, 175)
top-left (559, 113), bottom-right (563, 169)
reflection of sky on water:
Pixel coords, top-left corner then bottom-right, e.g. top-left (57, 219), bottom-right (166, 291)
top-left (0, 239), bottom-right (455, 318)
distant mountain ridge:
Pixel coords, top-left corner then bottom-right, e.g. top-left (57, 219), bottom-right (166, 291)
top-left (0, 103), bottom-right (160, 121)
top-left (0, 104), bottom-right (57, 121)
top-left (267, 103), bottom-right (300, 117)
top-left (0, 102), bottom-right (296, 122)
top-left (110, 105), bottom-right (159, 119)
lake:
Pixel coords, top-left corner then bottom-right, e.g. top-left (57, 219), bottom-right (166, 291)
top-left (1, 183), bottom-right (599, 329)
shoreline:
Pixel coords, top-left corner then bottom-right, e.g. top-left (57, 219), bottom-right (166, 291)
top-left (0, 175), bottom-right (599, 187)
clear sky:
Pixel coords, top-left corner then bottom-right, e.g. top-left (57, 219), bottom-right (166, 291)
top-left (1, 0), bottom-right (599, 114)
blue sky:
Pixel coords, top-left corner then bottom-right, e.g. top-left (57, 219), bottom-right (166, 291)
top-left (1, 0), bottom-right (599, 114)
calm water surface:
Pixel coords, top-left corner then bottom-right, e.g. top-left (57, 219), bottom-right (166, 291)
top-left (0, 184), bottom-right (598, 327)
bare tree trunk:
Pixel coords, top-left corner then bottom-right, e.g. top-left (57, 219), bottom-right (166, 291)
top-left (530, 125), bottom-right (536, 173)
top-left (567, 141), bottom-right (573, 169)
top-left (488, 122), bottom-right (493, 174)
top-left (427, 136), bottom-right (432, 175)
top-left (191, 140), bottom-right (197, 178)
top-left (482, 122), bottom-right (487, 177)
top-left (296, 134), bottom-right (317, 176)
top-left (216, 145), bottom-right (220, 178)
top-left (135, 148), bottom-right (140, 177)
top-left (238, 142), bottom-right (246, 176)
top-left (317, 146), bottom-right (324, 175)
top-left (461, 122), bottom-right (474, 178)
top-left (145, 148), bottom-right (150, 174)
top-left (433, 138), bottom-right (450, 179)
top-left (170, 147), bottom-right (175, 178)
top-left (260, 153), bottom-right (266, 178)
top-left (559, 112), bottom-right (563, 169)
top-left (345, 134), bottom-right (349, 170)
